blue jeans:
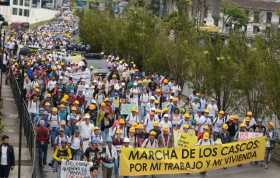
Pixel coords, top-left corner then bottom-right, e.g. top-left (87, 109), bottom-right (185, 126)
top-left (102, 128), bottom-right (110, 140)
top-left (37, 142), bottom-right (48, 166)
top-left (50, 127), bottom-right (59, 146)
top-left (114, 159), bottom-right (119, 178)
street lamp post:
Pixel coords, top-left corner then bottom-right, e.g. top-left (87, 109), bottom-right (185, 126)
top-left (0, 14), bottom-right (8, 109)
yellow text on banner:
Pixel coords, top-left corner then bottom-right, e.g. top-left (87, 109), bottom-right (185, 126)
top-left (119, 136), bottom-right (266, 176)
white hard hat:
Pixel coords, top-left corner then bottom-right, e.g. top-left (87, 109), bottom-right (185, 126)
top-left (123, 137), bottom-right (130, 143)
top-left (163, 114), bottom-right (169, 118)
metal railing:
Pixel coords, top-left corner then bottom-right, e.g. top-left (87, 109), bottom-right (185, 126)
top-left (9, 72), bottom-right (40, 178)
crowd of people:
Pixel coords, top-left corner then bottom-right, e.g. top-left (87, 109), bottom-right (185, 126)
top-left (1, 1), bottom-right (279, 178)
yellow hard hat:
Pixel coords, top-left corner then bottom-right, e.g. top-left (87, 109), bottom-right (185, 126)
top-left (119, 119), bottom-right (125, 125)
top-left (149, 131), bottom-right (157, 136)
top-left (163, 79), bottom-right (168, 84)
top-left (222, 124), bottom-right (229, 130)
top-left (101, 102), bottom-right (106, 107)
top-left (131, 107), bottom-right (138, 112)
top-left (155, 100), bottom-right (160, 104)
top-left (204, 109), bottom-right (209, 114)
top-left (163, 108), bottom-right (168, 113)
top-left (74, 100), bottom-right (80, 105)
top-left (184, 113), bottom-right (191, 119)
top-left (52, 107), bottom-right (58, 112)
top-left (104, 98), bottom-right (110, 102)
top-left (203, 132), bottom-right (210, 140)
top-left (240, 123), bottom-right (246, 128)
top-left (218, 111), bottom-right (225, 115)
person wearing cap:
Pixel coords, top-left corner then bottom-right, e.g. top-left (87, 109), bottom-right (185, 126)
top-left (135, 124), bottom-right (146, 147)
top-left (226, 115), bottom-right (239, 141)
top-left (83, 139), bottom-right (101, 168)
top-left (158, 127), bottom-right (173, 147)
top-left (196, 109), bottom-right (208, 135)
top-left (160, 114), bottom-right (172, 132)
top-left (91, 127), bottom-right (103, 145)
top-left (122, 137), bottom-right (131, 148)
top-left (126, 108), bottom-right (140, 129)
top-left (86, 103), bottom-right (98, 125)
top-left (144, 110), bottom-right (157, 133)
top-left (220, 124), bottom-right (231, 144)
top-left (246, 111), bottom-right (257, 129)
top-left (213, 111), bottom-right (225, 141)
top-left (264, 122), bottom-right (278, 169)
top-left (48, 107), bottom-right (60, 146)
top-left (53, 139), bottom-right (72, 172)
top-left (244, 116), bottom-right (254, 131)
top-left (58, 103), bottom-right (68, 122)
top-left (101, 137), bottom-right (117, 178)
top-left (142, 131), bottom-right (159, 148)
top-left (112, 118), bottom-right (127, 139)
top-left (78, 113), bottom-right (94, 152)
top-left (53, 128), bottom-right (70, 150)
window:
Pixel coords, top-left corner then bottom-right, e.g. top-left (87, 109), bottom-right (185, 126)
top-left (24, 0), bottom-right (30, 6)
top-left (20, 0), bottom-right (23, 5)
top-left (253, 26), bottom-right (260, 34)
top-left (19, 8), bottom-right (23, 16)
top-left (12, 8), bottom-right (18, 15)
top-left (13, 0), bottom-right (18, 5)
top-left (254, 11), bottom-right (259, 23)
top-left (24, 9), bottom-right (29, 17)
top-left (266, 12), bottom-right (272, 23)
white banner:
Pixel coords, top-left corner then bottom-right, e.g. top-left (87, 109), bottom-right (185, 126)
top-left (60, 160), bottom-right (93, 178)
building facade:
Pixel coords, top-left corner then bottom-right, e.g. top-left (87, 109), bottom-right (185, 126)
top-left (0, 0), bottom-right (60, 24)
top-left (203, 0), bottom-right (280, 36)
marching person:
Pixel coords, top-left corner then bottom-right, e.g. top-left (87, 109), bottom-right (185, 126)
top-left (101, 137), bottom-right (117, 178)
top-left (142, 131), bottom-right (159, 148)
top-left (0, 135), bottom-right (15, 178)
top-left (53, 139), bottom-right (72, 173)
top-left (264, 122), bottom-right (278, 169)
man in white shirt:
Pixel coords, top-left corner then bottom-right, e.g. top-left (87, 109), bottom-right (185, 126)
top-left (78, 114), bottom-right (94, 152)
top-left (207, 99), bottom-right (218, 119)
top-left (0, 135), bottom-right (15, 178)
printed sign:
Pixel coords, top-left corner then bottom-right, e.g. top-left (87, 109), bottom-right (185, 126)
top-left (239, 132), bottom-right (263, 141)
top-left (120, 103), bottom-right (138, 115)
top-left (120, 137), bottom-right (266, 176)
top-left (61, 160), bottom-right (93, 178)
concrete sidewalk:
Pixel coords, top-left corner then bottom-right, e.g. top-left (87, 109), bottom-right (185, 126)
top-left (0, 75), bottom-right (32, 178)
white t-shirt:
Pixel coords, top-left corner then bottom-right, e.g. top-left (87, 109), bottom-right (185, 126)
top-left (78, 122), bottom-right (94, 139)
top-left (0, 146), bottom-right (8, 165)
top-left (207, 104), bottom-right (218, 118)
